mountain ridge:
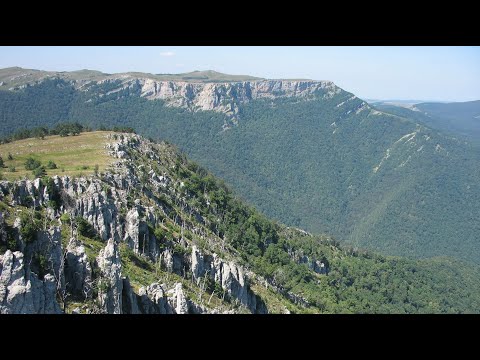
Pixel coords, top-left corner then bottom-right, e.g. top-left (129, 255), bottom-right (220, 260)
top-left (0, 69), bottom-right (478, 266)
top-left (0, 66), bottom-right (344, 127)
top-left (0, 66), bottom-right (319, 85)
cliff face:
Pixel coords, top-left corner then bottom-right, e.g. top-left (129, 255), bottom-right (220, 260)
top-left (135, 79), bottom-right (342, 119)
top-left (0, 67), bottom-right (346, 124)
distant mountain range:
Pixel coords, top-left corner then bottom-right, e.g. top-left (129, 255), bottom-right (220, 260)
top-left (0, 67), bottom-right (264, 86)
top-left (374, 100), bottom-right (480, 140)
top-left (0, 67), bottom-right (479, 266)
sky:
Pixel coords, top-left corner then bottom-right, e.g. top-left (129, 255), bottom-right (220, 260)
top-left (0, 46), bottom-right (478, 102)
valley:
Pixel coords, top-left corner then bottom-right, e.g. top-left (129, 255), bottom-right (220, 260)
top-left (1, 131), bottom-right (479, 314)
top-left (1, 67), bottom-right (478, 264)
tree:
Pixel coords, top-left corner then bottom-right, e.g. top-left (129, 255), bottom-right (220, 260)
top-left (25, 157), bottom-right (41, 170)
top-left (32, 127), bottom-right (48, 140)
top-left (59, 128), bottom-right (69, 137)
top-left (71, 122), bottom-right (83, 135)
top-left (46, 160), bottom-right (57, 169)
top-left (19, 211), bottom-right (41, 243)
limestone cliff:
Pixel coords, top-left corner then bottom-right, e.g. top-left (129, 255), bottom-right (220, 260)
top-left (0, 67), bottom-right (347, 125)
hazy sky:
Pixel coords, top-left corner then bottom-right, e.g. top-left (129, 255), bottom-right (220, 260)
top-left (1, 46), bottom-right (479, 102)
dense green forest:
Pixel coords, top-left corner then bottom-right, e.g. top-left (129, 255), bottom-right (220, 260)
top-left (1, 79), bottom-right (479, 265)
top-left (170, 160), bottom-right (480, 313)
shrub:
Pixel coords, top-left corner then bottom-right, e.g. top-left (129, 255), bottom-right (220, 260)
top-left (25, 157), bottom-right (41, 170)
top-left (8, 153), bottom-right (13, 161)
top-left (154, 227), bottom-right (165, 240)
top-left (5, 223), bottom-right (18, 251)
top-left (76, 216), bottom-right (96, 238)
top-left (8, 165), bottom-right (15, 172)
top-left (45, 177), bottom-right (61, 210)
top-left (19, 211), bottom-right (41, 243)
top-left (60, 213), bottom-right (71, 224)
top-left (33, 166), bottom-right (47, 178)
top-left (46, 160), bottom-right (57, 169)
top-left (33, 253), bottom-right (49, 280)
top-left (173, 243), bottom-right (189, 256)
top-left (0, 156), bottom-right (4, 168)
top-left (97, 279), bottom-right (110, 293)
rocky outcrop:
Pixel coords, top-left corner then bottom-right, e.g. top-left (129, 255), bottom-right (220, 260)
top-left (65, 238), bottom-right (92, 299)
top-left (135, 281), bottom-right (209, 314)
top-left (298, 255), bottom-right (328, 275)
top-left (121, 277), bottom-right (140, 314)
top-left (123, 207), bottom-right (161, 259)
top-left (34, 227), bottom-right (64, 285)
top-left (191, 245), bottom-right (204, 280)
top-left (60, 177), bottom-right (121, 241)
top-left (172, 282), bottom-right (188, 314)
top-left (97, 239), bottom-right (123, 314)
top-left (190, 245), bottom-right (265, 313)
top-left (210, 254), bottom-right (256, 310)
top-left (138, 282), bottom-right (172, 314)
top-left (0, 250), bottom-right (61, 314)
top-left (90, 78), bottom-right (344, 124)
top-left (162, 249), bottom-right (183, 275)
top-left (7, 178), bottom-right (46, 208)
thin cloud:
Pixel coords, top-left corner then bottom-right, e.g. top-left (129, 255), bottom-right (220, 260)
top-left (160, 51), bottom-right (175, 57)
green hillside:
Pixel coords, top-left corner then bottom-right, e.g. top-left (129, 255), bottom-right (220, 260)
top-left (0, 131), bottom-right (114, 180)
top-left (0, 78), bottom-right (479, 265)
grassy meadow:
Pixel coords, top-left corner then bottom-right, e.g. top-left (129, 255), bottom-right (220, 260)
top-left (0, 131), bottom-right (115, 181)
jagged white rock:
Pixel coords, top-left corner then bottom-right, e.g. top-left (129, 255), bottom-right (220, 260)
top-left (0, 250), bottom-right (62, 314)
top-left (65, 238), bottom-right (92, 299)
top-left (97, 239), bottom-right (123, 314)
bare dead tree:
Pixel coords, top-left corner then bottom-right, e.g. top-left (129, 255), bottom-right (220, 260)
top-left (142, 233), bottom-right (146, 255)
top-left (43, 212), bottom-right (48, 231)
top-left (70, 212), bottom-right (75, 238)
top-left (156, 253), bottom-right (162, 277)
top-left (83, 282), bottom-right (91, 301)
top-left (208, 290), bottom-right (215, 305)
top-left (199, 270), bottom-right (211, 304)
top-left (49, 246), bottom-right (69, 313)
